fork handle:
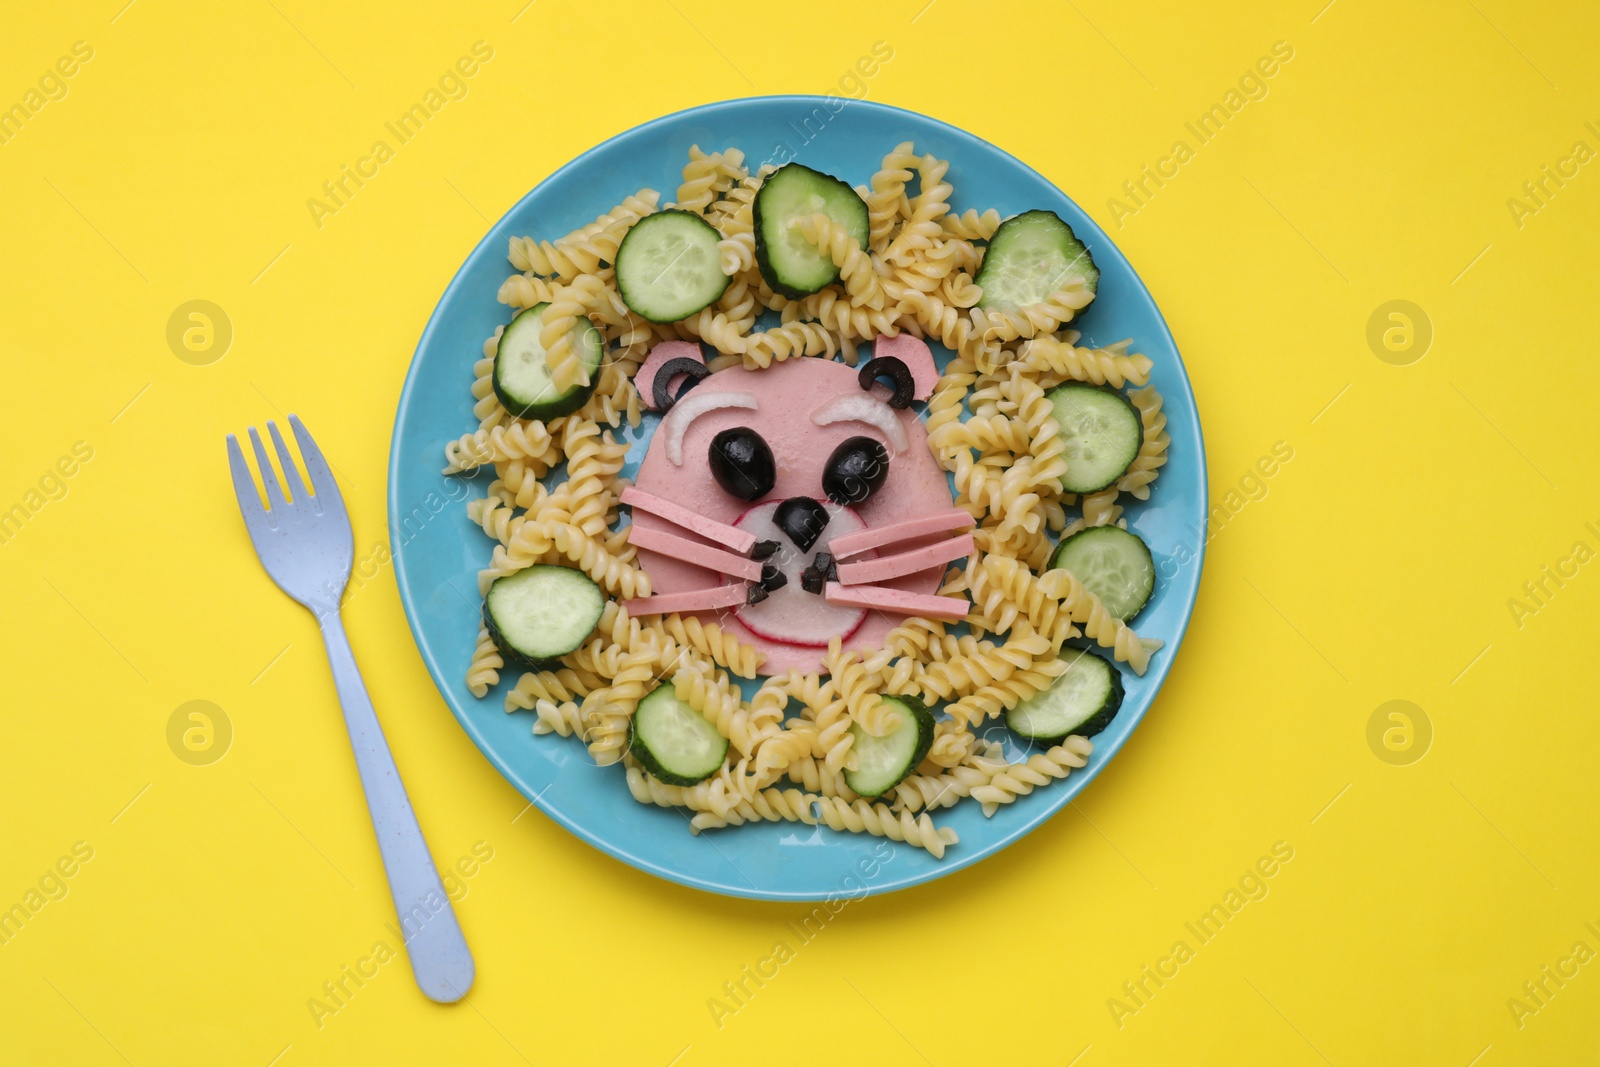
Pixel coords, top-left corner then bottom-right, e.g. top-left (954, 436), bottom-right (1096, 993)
top-left (318, 613), bottom-right (475, 1002)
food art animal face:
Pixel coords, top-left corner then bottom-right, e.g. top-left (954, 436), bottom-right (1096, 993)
top-left (630, 347), bottom-right (963, 675)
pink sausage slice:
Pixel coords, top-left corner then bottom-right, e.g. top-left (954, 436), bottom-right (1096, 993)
top-left (636, 341), bottom-right (704, 411)
top-left (836, 532), bottom-right (975, 586)
top-left (625, 585), bottom-right (747, 615)
top-left (873, 334), bottom-right (939, 401)
top-left (823, 582), bottom-right (969, 620)
top-left (621, 486), bottom-right (757, 555)
top-left (626, 525), bottom-right (761, 581)
top-left (827, 507), bottom-right (974, 561)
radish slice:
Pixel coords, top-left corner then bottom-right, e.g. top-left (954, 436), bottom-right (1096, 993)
top-left (810, 394), bottom-right (907, 454)
top-left (730, 500), bottom-right (868, 647)
top-left (823, 582), bottom-right (969, 620)
top-left (872, 334), bottom-right (939, 401)
top-left (627, 524), bottom-right (761, 581)
top-left (836, 532), bottom-right (974, 586)
top-left (662, 390), bottom-right (757, 465)
top-left (620, 487), bottom-right (756, 555)
top-left (828, 507), bottom-right (975, 560)
top-left (636, 341), bottom-right (704, 411)
top-left (626, 586), bottom-right (747, 615)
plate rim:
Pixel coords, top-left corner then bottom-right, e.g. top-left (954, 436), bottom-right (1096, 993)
top-left (388, 94), bottom-right (1207, 901)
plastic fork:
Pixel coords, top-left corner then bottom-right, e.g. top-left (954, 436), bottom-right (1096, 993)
top-left (226, 415), bottom-right (474, 1003)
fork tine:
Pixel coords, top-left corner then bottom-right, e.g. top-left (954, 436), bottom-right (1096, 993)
top-left (267, 420), bottom-right (310, 503)
top-left (247, 426), bottom-right (287, 510)
top-left (289, 414), bottom-right (343, 505)
top-left (226, 434), bottom-right (267, 522)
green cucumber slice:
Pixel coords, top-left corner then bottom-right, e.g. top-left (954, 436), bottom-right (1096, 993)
top-left (1006, 648), bottom-right (1122, 744)
top-left (844, 695), bottom-right (935, 798)
top-left (483, 564), bottom-right (605, 668)
top-left (1047, 382), bottom-right (1143, 494)
top-left (616, 210), bottom-right (729, 323)
top-left (753, 162), bottom-right (869, 298)
top-left (1048, 525), bottom-right (1155, 621)
top-left (975, 209), bottom-right (1099, 309)
top-left (492, 303), bottom-right (604, 420)
top-left (630, 684), bottom-right (730, 785)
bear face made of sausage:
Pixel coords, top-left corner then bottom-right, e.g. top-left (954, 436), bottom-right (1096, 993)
top-left (628, 343), bottom-right (967, 675)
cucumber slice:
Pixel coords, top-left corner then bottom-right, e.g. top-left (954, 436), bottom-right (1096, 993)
top-left (616, 210), bottom-right (729, 323)
top-left (1007, 648), bottom-right (1123, 744)
top-left (753, 162), bottom-right (870, 298)
top-left (492, 303), bottom-right (604, 420)
top-left (1049, 525), bottom-right (1155, 622)
top-left (844, 695), bottom-right (935, 798)
top-left (975, 209), bottom-right (1099, 310)
top-left (483, 565), bottom-right (605, 669)
top-left (1046, 382), bottom-right (1143, 494)
top-left (630, 683), bottom-right (730, 786)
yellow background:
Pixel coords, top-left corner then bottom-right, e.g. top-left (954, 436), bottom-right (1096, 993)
top-left (2, 1), bottom-right (1596, 1064)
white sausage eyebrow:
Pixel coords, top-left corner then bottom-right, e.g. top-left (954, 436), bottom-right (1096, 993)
top-left (808, 394), bottom-right (907, 454)
top-left (662, 390), bottom-right (758, 465)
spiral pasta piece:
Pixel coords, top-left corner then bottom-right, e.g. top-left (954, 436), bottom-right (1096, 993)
top-left (443, 419), bottom-right (559, 474)
top-left (809, 796), bottom-right (959, 858)
top-left (971, 282), bottom-right (1095, 347)
top-left (559, 418), bottom-right (628, 536)
top-left (466, 625), bottom-right (504, 698)
top-left (675, 145), bottom-right (746, 215)
top-left (688, 787), bottom-right (820, 832)
top-left (672, 660), bottom-right (765, 758)
top-left (941, 207), bottom-right (1002, 241)
top-left (1117, 386), bottom-right (1169, 499)
top-left (1004, 556), bottom-right (1163, 674)
top-left (806, 654), bottom-right (857, 774)
top-left (781, 288), bottom-right (901, 341)
top-left (529, 698), bottom-right (587, 738)
top-left (999, 368), bottom-right (1070, 499)
top-left (582, 642), bottom-right (662, 766)
top-left (883, 617), bottom-right (949, 660)
top-left (822, 637), bottom-right (892, 737)
top-left (882, 154), bottom-right (953, 267)
top-left (482, 521), bottom-right (650, 599)
top-left (497, 272), bottom-right (561, 309)
top-left (1020, 335), bottom-right (1152, 388)
top-left (971, 737), bottom-right (1094, 816)
top-left (741, 320), bottom-right (839, 369)
top-left (865, 141), bottom-right (917, 249)
top-left (791, 213), bottom-right (888, 309)
top-left (643, 611), bottom-right (766, 678)
top-left (889, 741), bottom-right (1010, 812)
top-left (506, 666), bottom-right (600, 714)
top-left (509, 190), bottom-right (659, 279)
top-left (541, 275), bottom-right (608, 394)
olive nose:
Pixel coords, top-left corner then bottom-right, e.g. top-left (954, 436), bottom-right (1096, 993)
top-left (773, 497), bottom-right (830, 552)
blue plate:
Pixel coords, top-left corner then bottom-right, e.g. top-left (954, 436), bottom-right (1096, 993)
top-left (389, 96), bottom-right (1206, 901)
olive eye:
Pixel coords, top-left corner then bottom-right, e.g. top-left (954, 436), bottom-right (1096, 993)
top-left (708, 427), bottom-right (775, 501)
top-left (821, 436), bottom-right (889, 505)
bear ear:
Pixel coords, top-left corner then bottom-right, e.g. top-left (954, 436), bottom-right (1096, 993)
top-left (857, 355), bottom-right (914, 409)
top-left (869, 334), bottom-right (938, 401)
top-left (638, 341), bottom-right (707, 411)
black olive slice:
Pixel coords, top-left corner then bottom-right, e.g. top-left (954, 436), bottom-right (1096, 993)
top-left (799, 566), bottom-right (827, 595)
top-left (708, 427), bottom-right (775, 501)
top-left (821, 436), bottom-right (890, 506)
top-left (749, 539), bottom-right (780, 561)
top-left (813, 551), bottom-right (837, 582)
top-left (758, 561), bottom-right (788, 592)
top-left (746, 583), bottom-right (770, 605)
top-left (857, 356), bottom-right (915, 409)
top-left (652, 357), bottom-right (711, 412)
top-left (773, 497), bottom-right (830, 552)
